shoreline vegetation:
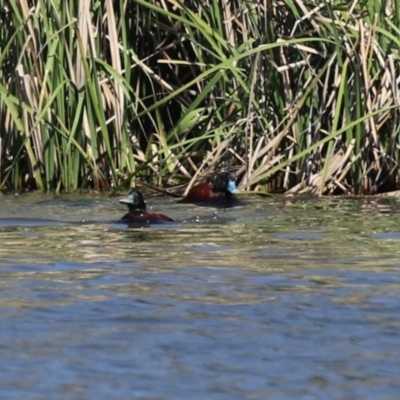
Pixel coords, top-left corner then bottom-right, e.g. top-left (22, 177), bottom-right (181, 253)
top-left (1, 0), bottom-right (400, 196)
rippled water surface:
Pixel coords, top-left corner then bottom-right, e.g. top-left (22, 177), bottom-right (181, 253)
top-left (1, 192), bottom-right (400, 399)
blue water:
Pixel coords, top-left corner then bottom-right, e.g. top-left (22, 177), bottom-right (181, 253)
top-left (0, 193), bottom-right (399, 399)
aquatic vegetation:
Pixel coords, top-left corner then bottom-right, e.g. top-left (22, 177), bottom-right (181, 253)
top-left (1, 0), bottom-right (400, 195)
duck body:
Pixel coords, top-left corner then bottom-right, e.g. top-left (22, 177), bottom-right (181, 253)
top-left (120, 210), bottom-right (174, 223)
top-left (177, 172), bottom-right (239, 207)
top-left (119, 189), bottom-right (174, 224)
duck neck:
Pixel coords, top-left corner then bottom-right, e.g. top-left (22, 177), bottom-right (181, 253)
top-left (127, 204), bottom-right (146, 212)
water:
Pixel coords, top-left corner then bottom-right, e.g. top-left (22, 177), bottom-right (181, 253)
top-left (0, 193), bottom-right (400, 399)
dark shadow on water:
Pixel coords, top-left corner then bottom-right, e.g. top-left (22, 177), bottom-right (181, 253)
top-left (0, 218), bottom-right (75, 227)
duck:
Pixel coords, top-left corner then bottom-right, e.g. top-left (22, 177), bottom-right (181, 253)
top-left (119, 189), bottom-right (174, 223)
top-left (177, 172), bottom-right (239, 207)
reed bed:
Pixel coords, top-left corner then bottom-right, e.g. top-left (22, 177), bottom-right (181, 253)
top-left (1, 0), bottom-right (400, 195)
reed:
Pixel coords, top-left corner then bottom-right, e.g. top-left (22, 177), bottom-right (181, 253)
top-left (1, 0), bottom-right (400, 195)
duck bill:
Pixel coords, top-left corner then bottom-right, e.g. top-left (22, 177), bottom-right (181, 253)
top-left (119, 194), bottom-right (133, 204)
top-left (227, 180), bottom-right (239, 193)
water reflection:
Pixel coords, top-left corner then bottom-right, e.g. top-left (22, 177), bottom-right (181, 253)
top-left (0, 194), bottom-right (400, 399)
